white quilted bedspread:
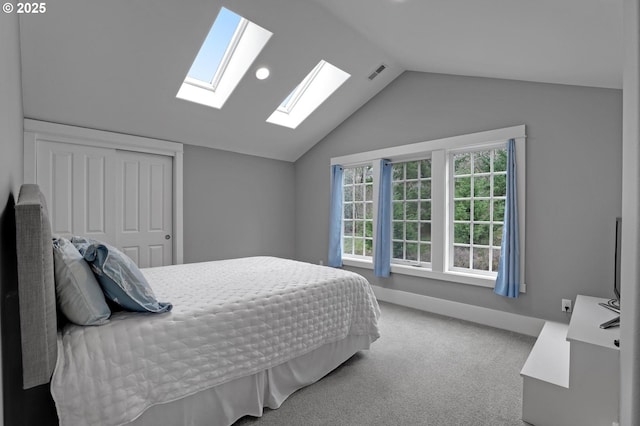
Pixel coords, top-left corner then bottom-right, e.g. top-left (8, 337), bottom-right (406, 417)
top-left (51, 257), bottom-right (380, 426)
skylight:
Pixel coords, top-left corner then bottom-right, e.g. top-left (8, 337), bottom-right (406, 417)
top-left (176, 7), bottom-right (272, 109)
top-left (186, 8), bottom-right (242, 86)
top-left (267, 60), bottom-right (350, 129)
top-left (277, 61), bottom-right (325, 114)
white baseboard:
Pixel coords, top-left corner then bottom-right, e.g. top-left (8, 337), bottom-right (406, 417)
top-left (372, 285), bottom-right (544, 337)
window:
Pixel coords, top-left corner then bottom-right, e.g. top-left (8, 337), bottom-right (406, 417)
top-left (176, 7), bottom-right (272, 109)
top-left (333, 125), bottom-right (526, 291)
top-left (185, 8), bottom-right (243, 88)
top-left (451, 147), bottom-right (507, 275)
top-left (276, 61), bottom-right (325, 114)
top-left (266, 60), bottom-right (350, 129)
top-left (392, 159), bottom-right (432, 265)
top-left (342, 165), bottom-right (374, 258)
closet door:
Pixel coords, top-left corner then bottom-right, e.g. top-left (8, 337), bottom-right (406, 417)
top-left (36, 141), bottom-right (117, 244)
top-left (35, 140), bottom-right (174, 268)
top-left (26, 120), bottom-right (183, 266)
top-left (116, 150), bottom-right (173, 268)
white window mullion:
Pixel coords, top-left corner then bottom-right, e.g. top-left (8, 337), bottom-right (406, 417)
top-left (486, 177), bottom-right (498, 272)
top-left (431, 149), bottom-right (446, 273)
top-left (515, 137), bottom-right (526, 289)
top-left (371, 160), bottom-right (382, 262)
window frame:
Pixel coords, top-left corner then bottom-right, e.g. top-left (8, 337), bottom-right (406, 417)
top-left (448, 144), bottom-right (508, 277)
top-left (390, 156), bottom-right (433, 267)
top-left (276, 60), bottom-right (325, 114)
top-left (183, 17), bottom-right (249, 93)
top-left (332, 125), bottom-right (526, 292)
top-left (341, 164), bottom-right (375, 260)
top-left (176, 7), bottom-right (272, 110)
top-left (266, 60), bottom-right (351, 129)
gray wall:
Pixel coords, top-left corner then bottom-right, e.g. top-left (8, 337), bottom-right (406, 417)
top-left (0, 8), bottom-right (44, 426)
top-left (0, 9), bottom-right (23, 426)
top-left (183, 144), bottom-right (295, 263)
top-left (295, 71), bottom-right (622, 323)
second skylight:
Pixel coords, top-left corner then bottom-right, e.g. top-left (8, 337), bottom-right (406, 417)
top-left (267, 60), bottom-right (350, 129)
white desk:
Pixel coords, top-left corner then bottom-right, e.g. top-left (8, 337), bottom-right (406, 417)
top-left (521, 295), bottom-right (620, 426)
top-left (565, 295), bottom-right (620, 426)
top-left (567, 295), bottom-right (620, 349)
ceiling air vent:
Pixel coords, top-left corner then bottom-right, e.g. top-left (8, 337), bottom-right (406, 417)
top-left (368, 64), bottom-right (387, 80)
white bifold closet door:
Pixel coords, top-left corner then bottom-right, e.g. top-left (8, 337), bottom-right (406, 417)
top-left (35, 141), bottom-right (173, 268)
top-left (116, 150), bottom-right (173, 268)
top-left (36, 141), bottom-right (117, 245)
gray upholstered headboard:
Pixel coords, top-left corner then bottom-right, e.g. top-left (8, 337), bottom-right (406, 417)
top-left (15, 184), bottom-right (57, 389)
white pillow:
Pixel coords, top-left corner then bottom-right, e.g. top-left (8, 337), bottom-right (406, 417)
top-left (53, 237), bottom-right (111, 325)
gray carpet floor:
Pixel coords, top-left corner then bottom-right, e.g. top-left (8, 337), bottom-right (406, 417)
top-left (234, 301), bottom-right (535, 426)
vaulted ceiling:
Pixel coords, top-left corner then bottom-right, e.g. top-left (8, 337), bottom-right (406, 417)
top-left (18, 0), bottom-right (623, 162)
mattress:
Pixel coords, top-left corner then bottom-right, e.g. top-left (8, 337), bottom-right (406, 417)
top-left (50, 257), bottom-right (381, 426)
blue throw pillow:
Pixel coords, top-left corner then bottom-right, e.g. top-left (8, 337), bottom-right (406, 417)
top-left (52, 237), bottom-right (111, 325)
top-left (70, 235), bottom-right (94, 256)
top-left (74, 238), bottom-right (172, 313)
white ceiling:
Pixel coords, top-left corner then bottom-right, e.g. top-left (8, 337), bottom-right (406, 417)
top-left (314, 0), bottom-right (623, 89)
top-left (18, 0), bottom-right (623, 162)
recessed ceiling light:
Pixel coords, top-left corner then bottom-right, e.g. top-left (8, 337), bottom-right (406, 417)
top-left (256, 67), bottom-right (270, 80)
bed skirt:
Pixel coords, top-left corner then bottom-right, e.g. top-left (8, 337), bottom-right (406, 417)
top-left (126, 334), bottom-right (373, 426)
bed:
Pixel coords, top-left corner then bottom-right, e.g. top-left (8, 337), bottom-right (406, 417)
top-left (14, 184), bottom-right (381, 426)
